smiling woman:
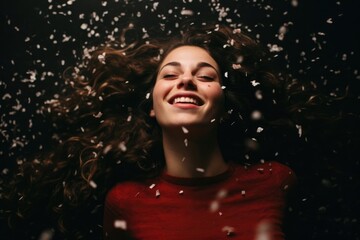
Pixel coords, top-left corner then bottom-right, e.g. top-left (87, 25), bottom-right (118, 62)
top-left (150, 45), bottom-right (227, 179)
top-left (101, 26), bottom-right (297, 239)
top-left (152, 46), bottom-right (224, 132)
top-left (2, 24), bottom-right (300, 239)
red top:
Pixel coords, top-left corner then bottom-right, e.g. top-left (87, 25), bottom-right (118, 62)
top-left (103, 161), bottom-right (296, 240)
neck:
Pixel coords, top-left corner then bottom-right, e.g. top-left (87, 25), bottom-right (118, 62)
top-left (161, 127), bottom-right (228, 178)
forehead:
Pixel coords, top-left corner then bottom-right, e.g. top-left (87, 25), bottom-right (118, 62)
top-left (160, 46), bottom-right (219, 69)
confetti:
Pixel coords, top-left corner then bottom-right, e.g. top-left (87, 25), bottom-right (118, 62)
top-left (1, 2), bottom-right (358, 239)
top-left (256, 127), bottom-right (264, 133)
top-left (118, 141), bottom-right (127, 152)
top-left (251, 80), bottom-right (260, 87)
top-left (180, 9), bottom-right (194, 16)
top-left (89, 180), bottom-right (97, 189)
top-left (196, 167), bottom-right (205, 173)
top-left (114, 220), bottom-right (127, 230)
top-left (155, 189), bottom-right (160, 198)
top-left (222, 226), bottom-right (235, 236)
top-left (251, 110), bottom-right (262, 120)
top-left (181, 126), bottom-right (189, 134)
top-left (210, 200), bottom-right (220, 212)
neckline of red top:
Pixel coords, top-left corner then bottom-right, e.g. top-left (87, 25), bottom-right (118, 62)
top-left (161, 166), bottom-right (234, 186)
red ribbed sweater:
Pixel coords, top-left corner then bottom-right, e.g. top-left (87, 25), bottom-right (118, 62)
top-left (103, 161), bottom-right (296, 240)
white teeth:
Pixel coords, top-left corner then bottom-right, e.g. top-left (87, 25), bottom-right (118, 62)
top-left (173, 97), bottom-right (198, 105)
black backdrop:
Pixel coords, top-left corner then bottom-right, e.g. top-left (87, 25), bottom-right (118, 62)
top-left (1, 0), bottom-right (359, 239)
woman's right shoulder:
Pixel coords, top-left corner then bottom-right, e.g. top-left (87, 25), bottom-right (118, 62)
top-left (105, 178), bottom-right (158, 203)
top-left (106, 180), bottom-right (145, 198)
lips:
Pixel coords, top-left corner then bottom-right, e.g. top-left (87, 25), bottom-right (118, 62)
top-left (168, 94), bottom-right (204, 106)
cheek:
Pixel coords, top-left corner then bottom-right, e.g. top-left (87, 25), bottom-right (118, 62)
top-left (204, 84), bottom-right (225, 104)
top-left (207, 85), bottom-right (226, 115)
top-left (151, 81), bottom-right (171, 112)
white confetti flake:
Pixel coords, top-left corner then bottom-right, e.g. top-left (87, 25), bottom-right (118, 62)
top-left (2, 93), bottom-right (12, 100)
top-left (180, 9), bottom-right (194, 16)
top-left (118, 141), bottom-right (127, 152)
top-left (268, 44), bottom-right (283, 52)
top-left (255, 90), bottom-right (263, 100)
top-left (216, 189), bottom-right (228, 199)
top-left (181, 126), bottom-right (189, 134)
top-left (114, 220), bottom-right (127, 230)
top-left (256, 127), bottom-right (264, 133)
top-left (89, 180), bottom-right (97, 189)
top-left (38, 229), bottom-right (54, 240)
top-left (93, 112), bottom-right (103, 118)
top-left (155, 189), bottom-right (160, 198)
top-left (80, 23), bottom-right (88, 30)
top-left (98, 52), bottom-right (106, 64)
top-left (278, 24), bottom-right (288, 41)
top-left (149, 183), bottom-right (156, 189)
top-left (241, 190), bottom-right (246, 196)
top-left (222, 226), bottom-right (235, 236)
top-left (296, 124), bottom-right (303, 137)
top-left (232, 63), bottom-right (242, 69)
top-left (251, 110), bottom-right (262, 120)
top-left (184, 138), bottom-right (188, 147)
top-left (2, 168), bottom-right (9, 175)
top-left (251, 80), bottom-right (260, 86)
top-left (291, 0), bottom-right (298, 7)
top-left (210, 200), bottom-right (220, 212)
top-left (196, 167), bottom-right (205, 173)
top-left (153, 2), bottom-right (159, 10)
top-left (179, 190), bottom-right (184, 195)
top-left (103, 145), bottom-right (112, 154)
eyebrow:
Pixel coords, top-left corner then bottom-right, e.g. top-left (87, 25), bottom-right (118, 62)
top-left (159, 61), bottom-right (220, 75)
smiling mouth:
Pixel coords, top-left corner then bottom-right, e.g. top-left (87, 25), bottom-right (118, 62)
top-left (170, 96), bottom-right (204, 106)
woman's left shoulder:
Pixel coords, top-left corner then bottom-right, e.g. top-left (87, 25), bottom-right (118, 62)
top-left (268, 161), bottom-right (295, 174)
top-left (233, 161), bottom-right (297, 187)
top-left (267, 161), bottom-right (297, 187)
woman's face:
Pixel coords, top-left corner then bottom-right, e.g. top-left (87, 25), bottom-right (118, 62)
top-left (151, 45), bottom-right (225, 131)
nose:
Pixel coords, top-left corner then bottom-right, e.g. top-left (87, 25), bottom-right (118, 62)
top-left (177, 72), bottom-right (197, 90)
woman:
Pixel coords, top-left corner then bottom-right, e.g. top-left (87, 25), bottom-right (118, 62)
top-left (1, 24), bottom-right (298, 239)
top-left (103, 26), bottom-right (296, 239)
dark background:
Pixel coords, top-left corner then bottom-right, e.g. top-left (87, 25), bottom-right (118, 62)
top-left (1, 0), bottom-right (359, 239)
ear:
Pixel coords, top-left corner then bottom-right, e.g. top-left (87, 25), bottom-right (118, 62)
top-left (150, 109), bottom-right (155, 117)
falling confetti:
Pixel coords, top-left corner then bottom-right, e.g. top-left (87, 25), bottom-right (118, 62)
top-left (181, 126), bottom-right (189, 134)
top-left (196, 167), bottom-right (205, 173)
top-left (114, 220), bottom-right (127, 230)
top-left (1, 1), bottom-right (359, 239)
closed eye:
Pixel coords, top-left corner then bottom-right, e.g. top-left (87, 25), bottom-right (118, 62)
top-left (163, 74), bottom-right (178, 80)
top-left (197, 75), bottom-right (215, 81)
